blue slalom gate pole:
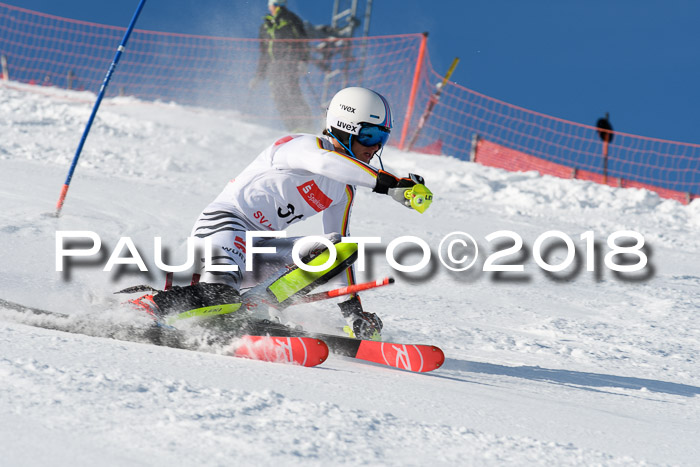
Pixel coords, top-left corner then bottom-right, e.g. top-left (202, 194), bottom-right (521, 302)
top-left (55, 0), bottom-right (147, 216)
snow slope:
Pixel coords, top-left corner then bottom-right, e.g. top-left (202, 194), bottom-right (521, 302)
top-left (1, 82), bottom-right (699, 466)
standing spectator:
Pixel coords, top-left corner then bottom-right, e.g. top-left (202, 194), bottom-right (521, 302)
top-left (251, 0), bottom-right (313, 132)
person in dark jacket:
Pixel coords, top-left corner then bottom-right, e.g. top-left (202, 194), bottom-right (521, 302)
top-left (251, 0), bottom-right (312, 132)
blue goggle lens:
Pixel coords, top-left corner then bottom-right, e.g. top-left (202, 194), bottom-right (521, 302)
top-left (355, 124), bottom-right (391, 147)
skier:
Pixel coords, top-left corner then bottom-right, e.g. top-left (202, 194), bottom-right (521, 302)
top-left (132, 86), bottom-right (432, 340)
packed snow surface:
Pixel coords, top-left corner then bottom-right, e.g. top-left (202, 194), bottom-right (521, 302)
top-left (1, 82), bottom-right (699, 466)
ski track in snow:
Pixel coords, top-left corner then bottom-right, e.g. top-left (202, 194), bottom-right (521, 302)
top-left (1, 82), bottom-right (699, 466)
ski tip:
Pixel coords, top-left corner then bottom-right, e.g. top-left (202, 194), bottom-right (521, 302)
top-left (354, 341), bottom-right (446, 373)
top-left (430, 345), bottom-right (446, 371)
top-left (314, 338), bottom-right (330, 365)
top-left (114, 285), bottom-right (159, 294)
top-left (407, 345), bottom-right (445, 372)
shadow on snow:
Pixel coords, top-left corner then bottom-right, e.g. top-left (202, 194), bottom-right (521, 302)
top-left (441, 358), bottom-right (700, 398)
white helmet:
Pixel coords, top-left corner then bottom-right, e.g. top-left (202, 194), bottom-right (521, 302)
top-left (325, 87), bottom-right (393, 155)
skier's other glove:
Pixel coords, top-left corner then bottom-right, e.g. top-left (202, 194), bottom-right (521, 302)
top-left (338, 296), bottom-right (383, 340)
top-left (373, 171), bottom-right (433, 213)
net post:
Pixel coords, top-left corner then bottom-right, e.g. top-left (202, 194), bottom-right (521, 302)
top-left (398, 32), bottom-right (428, 150)
top-left (1, 54), bottom-right (8, 81)
top-left (469, 134), bottom-right (480, 162)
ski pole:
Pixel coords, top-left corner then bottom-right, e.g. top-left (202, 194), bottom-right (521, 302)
top-left (55, 0), bottom-right (147, 216)
top-left (406, 57), bottom-right (459, 152)
top-left (292, 277), bottom-right (395, 304)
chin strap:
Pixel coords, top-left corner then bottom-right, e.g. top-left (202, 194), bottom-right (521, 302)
top-left (374, 148), bottom-right (385, 170)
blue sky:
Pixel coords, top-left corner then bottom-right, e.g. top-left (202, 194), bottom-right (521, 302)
top-left (10, 0), bottom-right (700, 145)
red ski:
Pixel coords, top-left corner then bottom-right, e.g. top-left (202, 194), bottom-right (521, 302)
top-left (243, 321), bottom-right (445, 373)
top-left (354, 341), bottom-right (445, 373)
top-left (232, 335), bottom-right (329, 367)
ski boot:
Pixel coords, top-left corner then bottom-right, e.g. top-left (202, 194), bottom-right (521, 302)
top-left (338, 296), bottom-right (382, 340)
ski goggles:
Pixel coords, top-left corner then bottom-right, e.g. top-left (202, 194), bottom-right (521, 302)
top-left (355, 123), bottom-right (391, 147)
